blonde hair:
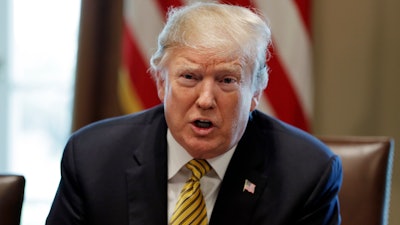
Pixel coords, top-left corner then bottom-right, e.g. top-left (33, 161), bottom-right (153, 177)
top-left (150, 2), bottom-right (272, 92)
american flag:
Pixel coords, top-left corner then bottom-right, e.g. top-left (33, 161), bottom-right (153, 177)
top-left (119, 0), bottom-right (312, 131)
top-left (243, 179), bottom-right (256, 194)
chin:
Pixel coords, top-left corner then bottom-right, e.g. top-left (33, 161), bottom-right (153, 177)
top-left (186, 143), bottom-right (227, 159)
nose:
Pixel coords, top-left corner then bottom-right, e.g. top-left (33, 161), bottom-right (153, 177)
top-left (196, 80), bottom-right (216, 110)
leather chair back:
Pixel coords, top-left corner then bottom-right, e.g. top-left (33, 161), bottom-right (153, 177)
top-left (320, 136), bottom-right (394, 225)
top-left (0, 175), bottom-right (25, 225)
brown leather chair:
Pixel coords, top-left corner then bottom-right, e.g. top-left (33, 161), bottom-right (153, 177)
top-left (0, 175), bottom-right (25, 225)
top-left (320, 136), bottom-right (394, 225)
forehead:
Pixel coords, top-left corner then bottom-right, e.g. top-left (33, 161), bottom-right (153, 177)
top-left (163, 47), bottom-right (247, 71)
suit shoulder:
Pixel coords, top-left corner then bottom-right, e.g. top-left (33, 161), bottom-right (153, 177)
top-left (248, 110), bottom-right (335, 159)
top-left (62, 105), bottom-right (167, 163)
top-left (73, 105), bottom-right (165, 136)
top-left (246, 110), bottom-right (342, 187)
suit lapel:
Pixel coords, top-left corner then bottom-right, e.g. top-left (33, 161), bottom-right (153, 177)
top-left (210, 117), bottom-right (272, 225)
top-left (125, 112), bottom-right (169, 225)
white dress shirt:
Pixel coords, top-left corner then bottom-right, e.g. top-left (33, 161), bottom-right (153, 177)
top-left (167, 129), bottom-right (236, 221)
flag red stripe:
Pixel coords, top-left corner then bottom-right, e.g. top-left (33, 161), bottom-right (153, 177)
top-left (122, 21), bottom-right (160, 108)
top-left (265, 47), bottom-right (310, 131)
top-left (221, 0), bottom-right (252, 7)
top-left (155, 0), bottom-right (183, 16)
top-left (294, 0), bottom-right (311, 35)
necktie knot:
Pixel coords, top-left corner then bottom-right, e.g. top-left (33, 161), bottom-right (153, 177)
top-left (186, 159), bottom-right (211, 182)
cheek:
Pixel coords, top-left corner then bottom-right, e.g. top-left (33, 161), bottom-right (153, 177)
top-left (161, 80), bottom-right (178, 102)
top-left (163, 82), bottom-right (193, 111)
top-left (220, 94), bottom-right (247, 122)
top-left (164, 82), bottom-right (180, 101)
top-left (235, 89), bottom-right (255, 111)
top-left (224, 92), bottom-right (254, 127)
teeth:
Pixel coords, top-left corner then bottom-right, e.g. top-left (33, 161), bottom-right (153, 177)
top-left (195, 120), bottom-right (212, 128)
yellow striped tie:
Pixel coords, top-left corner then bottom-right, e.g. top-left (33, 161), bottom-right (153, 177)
top-left (170, 159), bottom-right (211, 225)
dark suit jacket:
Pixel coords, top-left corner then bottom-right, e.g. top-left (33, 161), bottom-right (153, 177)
top-left (46, 105), bottom-right (342, 225)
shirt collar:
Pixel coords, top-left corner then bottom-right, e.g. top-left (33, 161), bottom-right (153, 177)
top-left (167, 129), bottom-right (236, 180)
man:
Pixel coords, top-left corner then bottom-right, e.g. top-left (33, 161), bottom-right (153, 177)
top-left (47, 2), bottom-right (342, 225)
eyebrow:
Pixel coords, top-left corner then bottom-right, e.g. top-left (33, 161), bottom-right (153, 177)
top-left (174, 63), bottom-right (201, 75)
top-left (176, 57), bottom-right (243, 72)
top-left (214, 64), bottom-right (243, 74)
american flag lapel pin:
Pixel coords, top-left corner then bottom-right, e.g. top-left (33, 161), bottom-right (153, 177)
top-left (243, 179), bottom-right (256, 194)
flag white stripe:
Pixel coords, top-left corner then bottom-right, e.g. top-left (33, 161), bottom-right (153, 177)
top-left (124, 0), bottom-right (164, 62)
top-left (256, 0), bottom-right (313, 117)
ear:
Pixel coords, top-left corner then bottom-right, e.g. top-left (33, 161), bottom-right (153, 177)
top-left (250, 91), bottom-right (262, 112)
top-left (155, 72), bottom-right (166, 102)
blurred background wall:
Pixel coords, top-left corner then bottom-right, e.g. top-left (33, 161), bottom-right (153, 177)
top-left (313, 0), bottom-right (400, 224)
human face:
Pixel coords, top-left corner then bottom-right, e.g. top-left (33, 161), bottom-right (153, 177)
top-left (157, 48), bottom-right (260, 159)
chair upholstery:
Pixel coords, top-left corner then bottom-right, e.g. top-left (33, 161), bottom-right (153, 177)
top-left (320, 136), bottom-right (394, 225)
top-left (0, 175), bottom-right (25, 225)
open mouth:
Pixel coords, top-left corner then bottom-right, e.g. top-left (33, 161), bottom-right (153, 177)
top-left (194, 120), bottom-right (213, 128)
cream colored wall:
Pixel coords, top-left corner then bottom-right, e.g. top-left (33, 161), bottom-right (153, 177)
top-left (313, 0), bottom-right (400, 224)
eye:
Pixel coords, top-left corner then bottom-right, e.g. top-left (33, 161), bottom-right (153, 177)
top-left (222, 77), bottom-right (236, 84)
top-left (182, 74), bottom-right (194, 80)
top-left (218, 75), bottom-right (240, 91)
top-left (219, 76), bottom-right (238, 85)
top-left (177, 73), bottom-right (199, 87)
